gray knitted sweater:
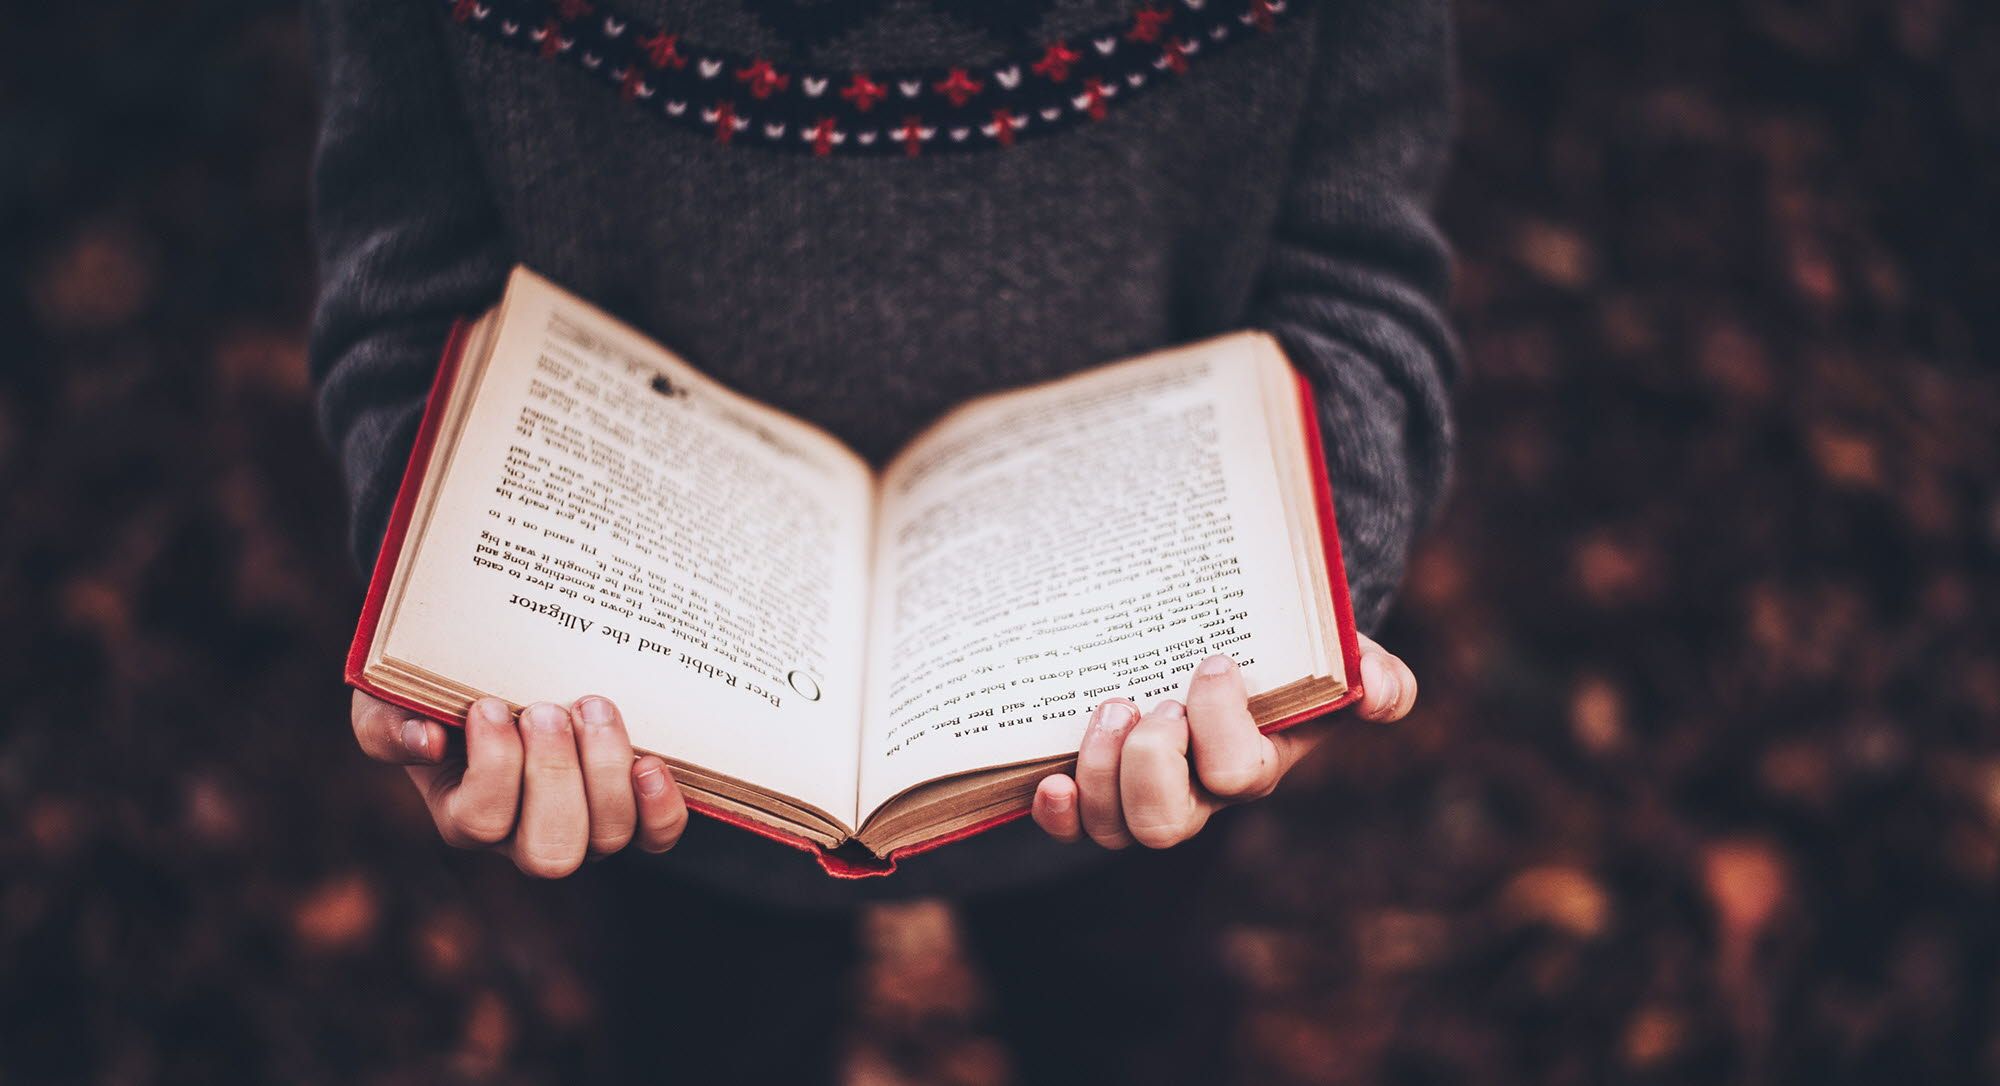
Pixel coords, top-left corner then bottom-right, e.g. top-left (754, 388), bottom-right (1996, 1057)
top-left (306, 0), bottom-right (1457, 904)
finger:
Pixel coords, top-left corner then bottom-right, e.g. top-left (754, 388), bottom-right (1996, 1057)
top-left (1075, 700), bottom-right (1138, 849)
top-left (631, 756), bottom-right (689, 853)
top-left (572, 696), bottom-right (638, 856)
top-left (428, 697), bottom-right (523, 848)
top-left (351, 690), bottom-right (445, 766)
top-left (1120, 700), bottom-right (1209, 849)
top-left (1184, 653), bottom-right (1284, 801)
top-left (1357, 636), bottom-right (1418, 723)
top-left (1032, 774), bottom-right (1084, 843)
top-left (511, 701), bottom-right (590, 877)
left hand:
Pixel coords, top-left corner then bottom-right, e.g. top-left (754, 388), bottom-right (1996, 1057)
top-left (1031, 634), bottom-right (1417, 849)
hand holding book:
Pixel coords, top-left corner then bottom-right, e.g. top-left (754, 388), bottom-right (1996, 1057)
top-left (1032, 641), bottom-right (1416, 850)
top-left (348, 267), bottom-right (1389, 876)
top-left (348, 645), bottom-right (1417, 876)
top-left (348, 689), bottom-right (689, 875)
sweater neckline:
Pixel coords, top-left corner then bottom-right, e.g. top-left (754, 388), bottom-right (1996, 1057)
top-left (443, 0), bottom-right (1297, 157)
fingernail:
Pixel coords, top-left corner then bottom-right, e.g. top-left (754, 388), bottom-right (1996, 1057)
top-left (1156, 700), bottom-right (1185, 719)
top-left (1198, 653), bottom-right (1233, 676)
top-left (400, 719), bottom-right (430, 759)
top-left (1362, 654), bottom-right (1401, 708)
top-left (578, 696), bottom-right (614, 728)
top-left (636, 765), bottom-right (668, 797)
top-left (1093, 701), bottom-right (1135, 733)
top-left (523, 702), bottom-right (569, 734)
top-left (474, 699), bottom-right (511, 727)
top-left (1047, 788), bottom-right (1073, 814)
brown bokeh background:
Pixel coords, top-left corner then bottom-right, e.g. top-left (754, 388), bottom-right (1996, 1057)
top-left (4, 1), bottom-right (1997, 1082)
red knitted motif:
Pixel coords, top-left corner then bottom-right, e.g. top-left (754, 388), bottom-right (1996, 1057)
top-left (737, 58), bottom-right (790, 99)
top-left (1127, 6), bottom-right (1172, 42)
top-left (1031, 41), bottom-right (1081, 83)
top-left (934, 68), bottom-right (983, 107)
top-left (445, 0), bottom-right (1299, 158)
top-left (841, 72), bottom-right (889, 112)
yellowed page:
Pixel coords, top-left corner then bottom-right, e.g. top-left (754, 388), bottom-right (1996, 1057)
top-left (855, 333), bottom-right (1317, 818)
top-left (379, 268), bottom-right (872, 827)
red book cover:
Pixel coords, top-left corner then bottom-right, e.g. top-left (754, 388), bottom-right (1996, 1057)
top-left (348, 323), bottom-right (1364, 878)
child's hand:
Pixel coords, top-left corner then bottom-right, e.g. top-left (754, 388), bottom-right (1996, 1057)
top-left (1031, 635), bottom-right (1417, 849)
top-left (349, 691), bottom-right (688, 876)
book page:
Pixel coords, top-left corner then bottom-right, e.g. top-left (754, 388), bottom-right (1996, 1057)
top-left (379, 270), bottom-right (872, 826)
top-left (856, 335), bottom-right (1318, 817)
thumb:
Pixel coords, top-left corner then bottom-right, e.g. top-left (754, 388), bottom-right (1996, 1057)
top-left (1184, 654), bottom-right (1285, 801)
top-left (351, 689), bottom-right (446, 765)
top-left (1355, 635), bottom-right (1418, 723)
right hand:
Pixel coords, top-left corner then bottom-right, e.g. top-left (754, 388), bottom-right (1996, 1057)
top-left (350, 690), bottom-right (688, 877)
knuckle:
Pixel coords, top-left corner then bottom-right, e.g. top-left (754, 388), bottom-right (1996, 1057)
top-left (1120, 731), bottom-right (1173, 766)
top-left (640, 813), bottom-right (687, 853)
top-left (525, 752), bottom-right (579, 777)
top-left (586, 750), bottom-right (635, 777)
top-left (513, 843), bottom-right (585, 879)
top-left (1074, 753), bottom-right (1116, 784)
top-left (1224, 707), bottom-right (1261, 733)
top-left (1087, 832), bottom-right (1132, 850)
top-left (1190, 699), bottom-right (1254, 733)
top-left (590, 826), bottom-right (635, 856)
top-left (440, 795), bottom-right (515, 847)
top-left (416, 773), bottom-right (457, 811)
top-left (1128, 814), bottom-right (1193, 849)
top-left (1200, 762), bottom-right (1268, 799)
top-left (645, 800), bottom-right (688, 831)
top-left (1074, 770), bottom-right (1117, 798)
top-left (450, 815), bottom-right (513, 848)
top-left (480, 743), bottom-right (526, 775)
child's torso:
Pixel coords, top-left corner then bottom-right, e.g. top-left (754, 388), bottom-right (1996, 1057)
top-left (438, 0), bottom-right (1319, 464)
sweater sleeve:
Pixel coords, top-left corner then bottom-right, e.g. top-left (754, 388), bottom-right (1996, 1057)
top-left (304, 0), bottom-right (512, 570)
top-left (1248, 0), bottom-right (1460, 634)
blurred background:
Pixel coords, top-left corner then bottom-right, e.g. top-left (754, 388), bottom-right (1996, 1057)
top-left (3, 0), bottom-right (1997, 1082)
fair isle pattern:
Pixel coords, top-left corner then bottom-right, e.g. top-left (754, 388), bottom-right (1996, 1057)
top-left (441, 0), bottom-right (1297, 157)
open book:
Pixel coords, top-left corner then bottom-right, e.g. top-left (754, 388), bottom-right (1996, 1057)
top-left (349, 267), bottom-right (1363, 877)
